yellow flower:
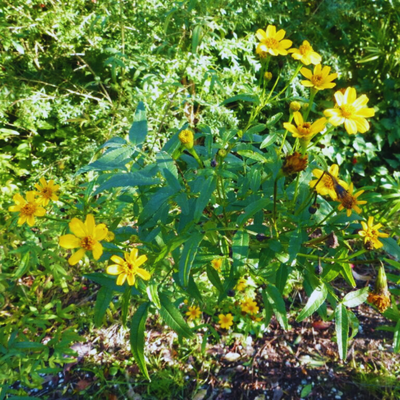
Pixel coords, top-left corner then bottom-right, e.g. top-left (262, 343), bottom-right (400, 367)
top-left (256, 25), bottom-right (292, 57)
top-left (211, 258), bottom-right (223, 272)
top-left (235, 277), bottom-right (247, 292)
top-left (300, 64), bottom-right (338, 91)
top-left (337, 183), bottom-right (367, 217)
top-left (59, 214), bottom-right (108, 265)
top-left (283, 112), bottom-right (327, 140)
top-left (241, 298), bottom-right (259, 315)
top-left (218, 313), bottom-right (234, 329)
top-left (106, 248), bottom-right (150, 286)
top-left (186, 305), bottom-right (202, 321)
top-left (324, 87), bottom-right (375, 135)
top-left (178, 129), bottom-right (194, 149)
top-left (33, 177), bottom-right (60, 206)
top-left (8, 191), bottom-right (46, 227)
top-left (282, 152), bottom-right (308, 175)
top-left (309, 164), bottom-right (348, 201)
top-left (104, 231), bottom-right (115, 242)
top-left (288, 40), bottom-right (321, 65)
top-left (358, 216), bottom-right (389, 250)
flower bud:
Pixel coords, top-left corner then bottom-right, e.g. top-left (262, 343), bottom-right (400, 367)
top-left (211, 159), bottom-right (217, 168)
top-left (178, 129), bottom-right (194, 149)
top-left (264, 71), bottom-right (272, 81)
top-left (367, 264), bottom-right (390, 313)
top-left (218, 149), bottom-right (227, 158)
top-left (290, 101), bottom-right (301, 112)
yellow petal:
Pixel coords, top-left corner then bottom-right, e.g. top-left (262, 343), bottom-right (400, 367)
top-left (266, 25), bottom-right (276, 38)
top-left (39, 177), bottom-right (47, 186)
top-left (85, 214), bottom-right (95, 236)
top-left (127, 274), bottom-right (135, 286)
top-left (26, 191), bottom-right (37, 202)
top-left (130, 248), bottom-right (139, 261)
top-left (59, 234), bottom-right (81, 249)
top-left (356, 108), bottom-right (375, 118)
top-left (92, 242), bottom-right (103, 260)
top-left (18, 215), bottom-right (27, 225)
top-left (328, 115), bottom-right (345, 126)
top-left (95, 223), bottom-right (108, 241)
top-left (110, 255), bottom-right (125, 264)
top-left (279, 39), bottom-right (292, 49)
top-left (293, 112), bottom-right (303, 126)
top-left (275, 29), bottom-right (286, 41)
top-left (9, 205), bottom-right (21, 212)
top-left (329, 164), bottom-right (339, 177)
top-left (107, 264), bottom-right (123, 275)
top-left (116, 273), bottom-right (127, 285)
top-left (300, 67), bottom-right (313, 80)
top-left (35, 207), bottom-right (46, 217)
top-left (255, 29), bottom-right (267, 42)
top-left (27, 215), bottom-right (35, 227)
top-left (68, 248), bottom-right (86, 266)
top-left (352, 117), bottom-right (370, 133)
top-left (334, 91), bottom-right (344, 107)
top-left (13, 193), bottom-right (26, 204)
top-left (301, 80), bottom-right (314, 87)
top-left (353, 95), bottom-right (369, 108)
top-left (134, 255), bottom-right (148, 269)
top-left (344, 119), bottom-right (358, 134)
top-left (69, 218), bottom-right (87, 238)
top-left (283, 123), bottom-right (299, 136)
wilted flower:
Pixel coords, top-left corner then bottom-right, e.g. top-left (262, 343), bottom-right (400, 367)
top-left (358, 216), bottom-right (389, 250)
top-left (282, 152), bottom-right (308, 175)
top-left (218, 313), bottom-right (234, 329)
top-left (300, 64), bottom-right (338, 91)
top-left (368, 265), bottom-right (390, 313)
top-left (309, 164), bottom-right (348, 201)
top-left (256, 25), bottom-right (292, 57)
top-left (288, 40), bottom-right (321, 65)
top-left (283, 112), bottom-right (327, 141)
top-left (178, 129), bottom-right (194, 149)
top-left (186, 305), bottom-right (202, 321)
top-left (324, 87), bottom-right (375, 135)
top-left (337, 182), bottom-right (367, 217)
top-left (59, 214), bottom-right (108, 265)
top-left (33, 177), bottom-right (60, 206)
top-left (106, 248), bottom-right (150, 286)
top-left (9, 191), bottom-right (46, 227)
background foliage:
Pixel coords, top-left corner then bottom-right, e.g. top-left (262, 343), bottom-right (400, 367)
top-left (1, 0), bottom-right (400, 398)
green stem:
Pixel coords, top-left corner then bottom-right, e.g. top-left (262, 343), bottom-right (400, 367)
top-left (189, 147), bottom-right (204, 168)
top-left (303, 87), bottom-right (317, 121)
top-left (291, 173), bottom-right (301, 208)
top-left (278, 113), bottom-right (294, 155)
top-left (270, 63), bottom-right (302, 103)
top-left (307, 125), bottom-right (335, 150)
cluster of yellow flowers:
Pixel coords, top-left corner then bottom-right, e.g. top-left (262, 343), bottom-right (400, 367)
top-left (8, 178), bottom-right (59, 226)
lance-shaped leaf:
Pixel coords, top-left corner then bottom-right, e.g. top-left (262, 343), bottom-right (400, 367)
top-left (130, 303), bottom-right (150, 380)
top-left (129, 102), bottom-right (148, 146)
top-left (206, 265), bottom-right (224, 293)
top-left (296, 283), bottom-right (328, 322)
top-left (194, 176), bottom-right (216, 222)
top-left (342, 287), bottom-right (369, 308)
top-left (179, 232), bottom-right (203, 288)
top-left (159, 293), bottom-right (194, 339)
top-left (335, 303), bottom-right (349, 360)
top-left (232, 230), bottom-right (249, 274)
top-left (94, 287), bottom-right (113, 328)
top-left (263, 285), bottom-right (288, 330)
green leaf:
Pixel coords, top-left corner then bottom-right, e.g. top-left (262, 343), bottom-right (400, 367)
top-left (84, 273), bottom-right (140, 295)
top-left (236, 150), bottom-right (266, 163)
top-left (129, 102), bottom-right (148, 146)
top-left (156, 151), bottom-right (178, 179)
top-left (261, 291), bottom-right (273, 327)
top-left (237, 198), bottom-right (269, 227)
top-left (121, 285), bottom-right (132, 327)
top-left (178, 232), bottom-right (203, 288)
top-left (342, 287), bottom-right (369, 308)
top-left (260, 131), bottom-right (279, 149)
top-left (220, 94), bottom-right (260, 106)
top-left (192, 25), bottom-right (202, 54)
top-left (188, 276), bottom-right (203, 305)
top-left (335, 303), bottom-right (349, 360)
top-left (245, 124), bottom-right (266, 135)
top-left (339, 262), bottom-right (356, 288)
top-left (206, 265), bottom-right (224, 293)
top-left (13, 342), bottom-right (45, 349)
top-left (194, 176), bottom-right (216, 222)
top-left (14, 252), bottom-right (30, 279)
top-left (266, 112), bottom-right (283, 127)
top-left (146, 283), bottom-right (161, 309)
top-left (393, 319), bottom-right (400, 353)
top-left (159, 293), bottom-right (194, 339)
top-left (130, 303), bottom-right (150, 380)
top-left (263, 285), bottom-right (288, 330)
top-left (94, 171), bottom-right (160, 195)
top-left (232, 230), bottom-right (249, 274)
top-left (382, 237), bottom-right (400, 259)
top-left (94, 287), bottom-right (113, 327)
top-left (300, 384), bottom-right (313, 398)
top-left (296, 284), bottom-right (328, 322)
top-left (384, 257), bottom-right (400, 270)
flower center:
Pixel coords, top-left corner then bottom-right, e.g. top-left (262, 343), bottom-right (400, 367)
top-left (298, 122), bottom-right (312, 136)
top-left (299, 43), bottom-right (311, 55)
top-left (322, 176), bottom-right (334, 189)
top-left (311, 74), bottom-right (323, 86)
top-left (264, 38), bottom-right (279, 49)
top-left (341, 194), bottom-right (355, 209)
top-left (340, 104), bottom-right (355, 118)
top-left (40, 187), bottom-right (53, 198)
top-left (21, 203), bottom-right (37, 216)
top-left (80, 236), bottom-right (96, 250)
